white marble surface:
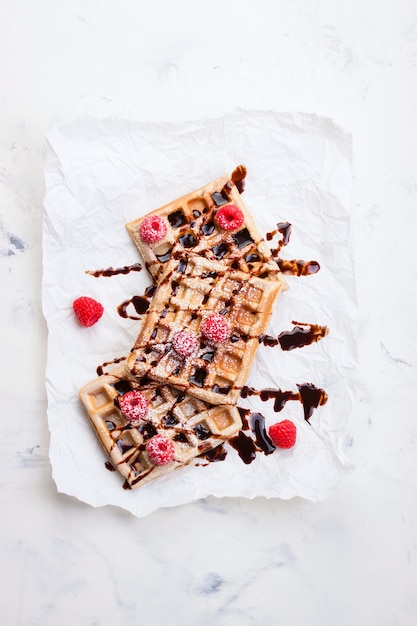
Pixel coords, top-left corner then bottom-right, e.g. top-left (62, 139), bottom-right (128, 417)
top-left (1, 1), bottom-right (416, 624)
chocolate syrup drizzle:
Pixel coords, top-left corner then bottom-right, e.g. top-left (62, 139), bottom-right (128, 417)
top-left (96, 355), bottom-right (127, 376)
top-left (226, 381), bottom-right (328, 465)
top-left (240, 382), bottom-right (328, 421)
top-left (86, 263), bottom-right (142, 277)
top-left (259, 322), bottom-right (329, 351)
top-left (266, 222), bottom-right (320, 276)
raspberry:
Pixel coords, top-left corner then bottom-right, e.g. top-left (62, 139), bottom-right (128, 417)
top-left (268, 420), bottom-right (297, 449)
top-left (73, 296), bottom-right (104, 327)
top-left (215, 205), bottom-right (244, 231)
top-left (172, 330), bottom-right (198, 358)
top-left (201, 313), bottom-right (230, 342)
top-left (139, 215), bottom-right (168, 243)
top-left (146, 434), bottom-right (175, 466)
top-left (118, 390), bottom-right (148, 422)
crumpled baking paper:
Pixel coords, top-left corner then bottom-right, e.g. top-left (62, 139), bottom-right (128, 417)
top-left (42, 110), bottom-right (356, 518)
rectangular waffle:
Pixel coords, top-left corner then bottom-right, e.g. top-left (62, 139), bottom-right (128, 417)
top-left (79, 364), bottom-right (242, 489)
top-left (126, 253), bottom-right (285, 405)
top-left (125, 165), bottom-right (280, 283)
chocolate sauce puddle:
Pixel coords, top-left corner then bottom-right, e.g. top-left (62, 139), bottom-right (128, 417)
top-left (118, 296), bottom-right (150, 320)
top-left (259, 322), bottom-right (329, 351)
top-left (86, 263), bottom-right (142, 277)
top-left (229, 409), bottom-right (275, 464)
top-left (117, 284), bottom-right (157, 320)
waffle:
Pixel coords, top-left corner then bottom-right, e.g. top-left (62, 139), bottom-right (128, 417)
top-left (79, 364), bottom-right (242, 489)
top-left (126, 253), bottom-right (285, 405)
top-left (125, 165), bottom-right (280, 283)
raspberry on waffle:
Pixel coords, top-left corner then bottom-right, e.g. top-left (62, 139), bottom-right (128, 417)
top-left (125, 165), bottom-right (280, 283)
top-left (79, 365), bottom-right (242, 489)
top-left (126, 253), bottom-right (285, 405)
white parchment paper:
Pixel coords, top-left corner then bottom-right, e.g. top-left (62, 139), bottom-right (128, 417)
top-left (42, 110), bottom-right (356, 517)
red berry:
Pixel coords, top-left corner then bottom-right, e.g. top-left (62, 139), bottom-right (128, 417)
top-left (118, 390), bottom-right (148, 422)
top-left (146, 434), bottom-right (175, 465)
top-left (139, 215), bottom-right (168, 243)
top-left (73, 296), bottom-right (104, 327)
top-left (269, 420), bottom-right (297, 449)
top-left (215, 205), bottom-right (244, 231)
top-left (201, 313), bottom-right (230, 342)
top-left (172, 330), bottom-right (198, 358)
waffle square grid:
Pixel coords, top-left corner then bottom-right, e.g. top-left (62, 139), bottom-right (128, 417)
top-left (127, 253), bottom-right (285, 405)
top-left (79, 365), bottom-right (242, 489)
top-left (125, 166), bottom-right (280, 283)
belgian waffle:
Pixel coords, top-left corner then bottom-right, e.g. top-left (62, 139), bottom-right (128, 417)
top-left (125, 165), bottom-right (280, 283)
top-left (79, 365), bottom-right (242, 489)
top-left (126, 253), bottom-right (285, 405)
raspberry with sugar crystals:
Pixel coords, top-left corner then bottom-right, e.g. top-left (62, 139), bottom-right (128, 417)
top-left (215, 205), bottom-right (244, 231)
top-left (201, 313), bottom-right (230, 343)
top-left (268, 420), bottom-right (297, 449)
top-left (139, 215), bottom-right (168, 243)
top-left (173, 330), bottom-right (198, 358)
top-left (146, 434), bottom-right (175, 466)
top-left (118, 390), bottom-right (148, 422)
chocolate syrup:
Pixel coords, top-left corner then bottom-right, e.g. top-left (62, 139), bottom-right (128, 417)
top-left (156, 249), bottom-right (172, 263)
top-left (86, 263), bottom-right (142, 277)
top-left (168, 210), bottom-right (188, 228)
top-left (173, 432), bottom-right (189, 444)
top-left (179, 233), bottom-right (197, 248)
top-left (258, 334), bottom-right (279, 347)
top-left (266, 222), bottom-right (292, 246)
top-left (212, 242), bottom-right (229, 259)
top-left (138, 423), bottom-right (157, 440)
top-left (278, 322), bottom-right (328, 350)
top-left (241, 386), bottom-right (298, 412)
top-left (162, 414), bottom-right (179, 427)
top-left (230, 164), bottom-right (247, 194)
top-left (189, 368), bottom-right (207, 387)
top-left (240, 383), bottom-right (328, 422)
top-left (202, 444), bottom-right (228, 463)
top-left (245, 252), bottom-right (261, 263)
top-left (144, 284), bottom-right (157, 298)
top-left (116, 283), bottom-right (157, 321)
top-left (250, 412), bottom-right (276, 455)
top-left (212, 191), bottom-right (229, 206)
top-left (232, 228), bottom-right (254, 249)
top-left (113, 379), bottom-right (133, 395)
top-left (177, 259), bottom-right (188, 274)
top-left (194, 424), bottom-right (211, 440)
top-left (117, 438), bottom-right (133, 454)
top-left (96, 355), bottom-right (126, 376)
top-left (297, 383), bottom-right (328, 421)
top-left (202, 348), bottom-right (216, 362)
top-left (117, 295), bottom-right (150, 320)
top-left (229, 430), bottom-right (257, 464)
top-left (212, 384), bottom-right (230, 395)
top-left (201, 221), bottom-right (215, 236)
top-left (259, 323), bottom-right (328, 351)
top-left (276, 259), bottom-right (320, 276)
top-left (265, 222), bottom-right (320, 276)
